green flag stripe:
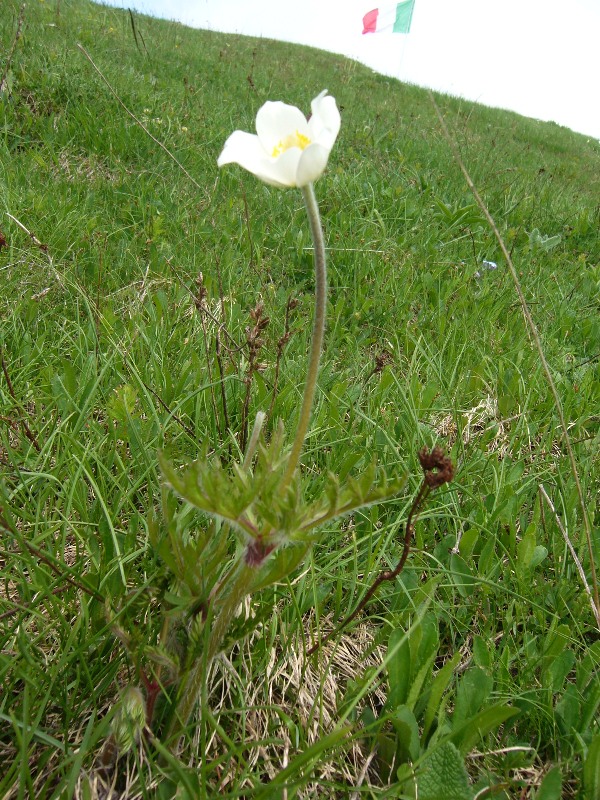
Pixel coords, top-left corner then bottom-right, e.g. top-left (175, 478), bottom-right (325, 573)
top-left (393, 0), bottom-right (415, 33)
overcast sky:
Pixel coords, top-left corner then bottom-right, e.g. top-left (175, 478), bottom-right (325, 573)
top-left (100, 0), bottom-right (600, 139)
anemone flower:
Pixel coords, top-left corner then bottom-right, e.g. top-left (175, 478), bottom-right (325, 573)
top-left (217, 90), bottom-right (340, 188)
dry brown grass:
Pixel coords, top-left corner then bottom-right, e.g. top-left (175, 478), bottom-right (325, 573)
top-left (69, 609), bottom-right (389, 798)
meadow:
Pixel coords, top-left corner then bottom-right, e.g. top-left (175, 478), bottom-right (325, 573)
top-left (0, 0), bottom-right (599, 797)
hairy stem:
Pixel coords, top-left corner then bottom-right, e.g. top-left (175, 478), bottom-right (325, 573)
top-left (307, 446), bottom-right (454, 656)
top-left (279, 183), bottom-right (327, 491)
top-left (168, 559), bottom-right (256, 751)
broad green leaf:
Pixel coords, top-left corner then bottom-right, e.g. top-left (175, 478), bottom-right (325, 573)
top-left (530, 544), bottom-right (548, 568)
top-left (417, 741), bottom-right (473, 800)
top-left (450, 703), bottom-right (519, 754)
top-left (547, 650), bottom-right (575, 694)
top-left (516, 527), bottom-right (536, 571)
top-left (392, 705), bottom-right (421, 764)
top-left (458, 527), bottom-right (479, 559)
top-left (536, 765), bottom-right (562, 800)
top-left (450, 553), bottom-right (476, 598)
top-left (417, 614), bottom-right (439, 668)
top-left (453, 667), bottom-right (493, 727)
top-left (583, 734), bottom-right (600, 800)
top-left (543, 623), bottom-right (570, 662)
top-left (388, 628), bottom-right (411, 708)
top-left (580, 679), bottom-right (600, 733)
top-left (407, 650), bottom-right (439, 714)
top-left (422, 651), bottom-right (462, 742)
top-left (251, 544), bottom-right (310, 592)
top-left (555, 684), bottom-right (580, 734)
top-left (472, 635), bottom-right (491, 670)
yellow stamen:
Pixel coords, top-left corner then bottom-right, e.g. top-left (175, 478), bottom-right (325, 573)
top-left (272, 130), bottom-right (311, 158)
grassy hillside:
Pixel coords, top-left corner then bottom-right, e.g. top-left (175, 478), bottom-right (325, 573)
top-left (1, 0), bottom-right (599, 797)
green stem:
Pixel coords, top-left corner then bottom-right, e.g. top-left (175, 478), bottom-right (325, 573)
top-left (168, 559), bottom-right (256, 751)
top-left (279, 183), bottom-right (327, 492)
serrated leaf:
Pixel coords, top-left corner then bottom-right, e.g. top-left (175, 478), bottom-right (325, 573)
top-left (299, 470), bottom-right (406, 535)
top-left (144, 645), bottom-right (180, 674)
top-left (417, 741), bottom-right (473, 800)
top-left (251, 544), bottom-right (310, 592)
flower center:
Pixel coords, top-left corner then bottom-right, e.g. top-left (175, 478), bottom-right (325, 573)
top-left (271, 130), bottom-right (311, 158)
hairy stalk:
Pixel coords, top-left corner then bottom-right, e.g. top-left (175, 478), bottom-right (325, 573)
top-left (279, 183), bottom-right (327, 491)
top-left (168, 559), bottom-right (257, 751)
top-left (167, 413), bottom-right (265, 749)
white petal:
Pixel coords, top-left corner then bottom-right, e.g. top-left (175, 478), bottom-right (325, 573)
top-left (295, 143), bottom-right (331, 186)
top-left (217, 130), bottom-right (301, 187)
top-left (308, 92), bottom-right (341, 150)
top-left (217, 130), bottom-right (265, 168)
top-left (262, 147), bottom-right (303, 186)
top-left (256, 100), bottom-right (310, 153)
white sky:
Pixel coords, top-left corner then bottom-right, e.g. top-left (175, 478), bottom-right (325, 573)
top-left (100, 0), bottom-right (600, 139)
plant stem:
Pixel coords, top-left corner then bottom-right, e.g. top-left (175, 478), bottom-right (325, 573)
top-left (279, 183), bottom-right (327, 492)
top-left (167, 185), bottom-right (326, 749)
top-left (168, 559), bottom-right (256, 751)
top-left (306, 482), bottom-right (431, 656)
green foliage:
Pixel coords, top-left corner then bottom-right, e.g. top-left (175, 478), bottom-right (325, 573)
top-left (583, 734), bottom-right (600, 800)
top-left (160, 430), bottom-right (405, 545)
top-left (110, 686), bottom-right (147, 754)
top-left (369, 616), bottom-right (519, 795)
top-left (536, 765), bottom-right (562, 800)
top-left (417, 742), bottom-right (473, 800)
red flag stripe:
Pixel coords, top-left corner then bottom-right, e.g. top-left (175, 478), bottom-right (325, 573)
top-left (362, 8), bottom-right (379, 34)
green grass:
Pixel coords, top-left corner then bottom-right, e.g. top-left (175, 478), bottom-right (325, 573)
top-left (1, 0), bottom-right (599, 797)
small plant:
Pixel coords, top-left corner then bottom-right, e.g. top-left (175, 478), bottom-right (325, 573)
top-left (107, 91), bottom-right (446, 752)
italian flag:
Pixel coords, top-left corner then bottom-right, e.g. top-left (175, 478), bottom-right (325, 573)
top-left (362, 1), bottom-right (415, 35)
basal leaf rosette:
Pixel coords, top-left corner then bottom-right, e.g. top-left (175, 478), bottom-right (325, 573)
top-left (217, 90), bottom-right (341, 187)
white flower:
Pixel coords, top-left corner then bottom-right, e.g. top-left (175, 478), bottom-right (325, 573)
top-left (217, 90), bottom-right (340, 188)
